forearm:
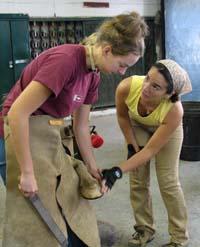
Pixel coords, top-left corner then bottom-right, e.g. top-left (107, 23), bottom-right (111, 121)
top-left (7, 110), bottom-right (34, 175)
top-left (73, 124), bottom-right (96, 170)
top-left (120, 146), bottom-right (152, 173)
top-left (101, 148), bottom-right (151, 190)
top-left (101, 147), bottom-right (152, 190)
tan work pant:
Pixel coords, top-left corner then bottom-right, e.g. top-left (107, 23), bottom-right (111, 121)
top-left (129, 119), bottom-right (188, 244)
top-left (2, 115), bottom-right (100, 247)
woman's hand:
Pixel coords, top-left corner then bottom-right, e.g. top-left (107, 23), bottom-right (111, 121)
top-left (87, 166), bottom-right (102, 181)
top-left (87, 166), bottom-right (108, 194)
top-left (127, 144), bottom-right (136, 159)
top-left (101, 166), bottom-right (123, 190)
top-left (18, 172), bottom-right (38, 198)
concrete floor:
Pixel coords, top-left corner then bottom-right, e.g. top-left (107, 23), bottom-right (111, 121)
top-left (1, 112), bottom-right (200, 246)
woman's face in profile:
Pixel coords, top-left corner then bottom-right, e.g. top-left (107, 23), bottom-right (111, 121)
top-left (98, 46), bottom-right (140, 75)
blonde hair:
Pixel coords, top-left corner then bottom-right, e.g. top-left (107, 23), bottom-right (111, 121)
top-left (81, 32), bottom-right (97, 46)
top-left (82, 11), bottom-right (148, 56)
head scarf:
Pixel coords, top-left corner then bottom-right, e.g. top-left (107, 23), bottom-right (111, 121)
top-left (157, 59), bottom-right (192, 96)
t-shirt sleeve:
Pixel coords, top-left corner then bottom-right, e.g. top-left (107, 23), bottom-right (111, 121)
top-left (33, 53), bottom-right (74, 97)
top-left (84, 74), bottom-right (100, 104)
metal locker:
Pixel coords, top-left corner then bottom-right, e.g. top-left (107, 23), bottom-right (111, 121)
top-left (0, 14), bottom-right (30, 108)
top-left (0, 19), bottom-right (14, 102)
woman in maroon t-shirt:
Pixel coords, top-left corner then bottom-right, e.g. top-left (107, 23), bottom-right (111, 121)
top-left (1, 11), bottom-right (148, 247)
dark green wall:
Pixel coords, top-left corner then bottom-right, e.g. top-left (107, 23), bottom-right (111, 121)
top-left (0, 14), bottom-right (30, 108)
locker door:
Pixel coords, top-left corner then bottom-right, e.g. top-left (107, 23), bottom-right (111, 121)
top-left (11, 19), bottom-right (30, 81)
top-left (0, 20), bottom-right (15, 103)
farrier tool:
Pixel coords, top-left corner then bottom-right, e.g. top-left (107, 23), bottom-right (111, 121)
top-left (28, 194), bottom-right (68, 247)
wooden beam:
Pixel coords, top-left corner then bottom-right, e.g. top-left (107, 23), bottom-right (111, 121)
top-left (83, 2), bottom-right (109, 8)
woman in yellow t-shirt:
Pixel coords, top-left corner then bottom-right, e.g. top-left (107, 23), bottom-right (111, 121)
top-left (102, 59), bottom-right (192, 247)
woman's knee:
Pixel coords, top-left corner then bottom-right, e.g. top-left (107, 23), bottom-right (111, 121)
top-left (158, 177), bottom-right (182, 198)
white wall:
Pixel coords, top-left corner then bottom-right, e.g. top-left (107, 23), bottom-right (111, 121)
top-left (0, 0), bottom-right (160, 17)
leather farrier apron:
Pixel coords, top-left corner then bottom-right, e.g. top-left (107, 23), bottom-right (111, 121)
top-left (2, 115), bottom-right (100, 247)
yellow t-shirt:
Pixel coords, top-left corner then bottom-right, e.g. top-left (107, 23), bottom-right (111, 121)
top-left (125, 75), bottom-right (173, 126)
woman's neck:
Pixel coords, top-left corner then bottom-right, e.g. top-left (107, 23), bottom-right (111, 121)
top-left (139, 97), bottom-right (162, 108)
top-left (85, 45), bottom-right (97, 72)
top-left (138, 97), bottom-right (162, 115)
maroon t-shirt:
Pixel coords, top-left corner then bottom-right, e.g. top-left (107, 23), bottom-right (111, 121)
top-left (0, 44), bottom-right (100, 137)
